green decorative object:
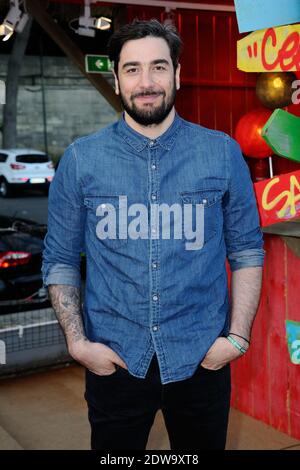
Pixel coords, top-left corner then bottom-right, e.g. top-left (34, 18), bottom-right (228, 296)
top-left (262, 109), bottom-right (300, 163)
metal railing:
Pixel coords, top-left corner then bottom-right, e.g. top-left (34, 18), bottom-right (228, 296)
top-left (0, 308), bottom-right (71, 377)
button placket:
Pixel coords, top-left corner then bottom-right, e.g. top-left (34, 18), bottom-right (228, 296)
top-left (149, 144), bottom-right (160, 341)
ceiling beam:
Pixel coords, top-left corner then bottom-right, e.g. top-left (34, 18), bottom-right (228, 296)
top-left (25, 0), bottom-right (122, 112)
top-left (49, 0), bottom-right (235, 12)
top-left (95, 0), bottom-right (235, 12)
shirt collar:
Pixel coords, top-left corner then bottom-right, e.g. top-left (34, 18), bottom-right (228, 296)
top-left (117, 111), bottom-right (183, 152)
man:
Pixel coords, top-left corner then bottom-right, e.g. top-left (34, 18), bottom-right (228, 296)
top-left (42, 19), bottom-right (264, 451)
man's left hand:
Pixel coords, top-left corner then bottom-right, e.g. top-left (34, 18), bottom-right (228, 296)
top-left (201, 337), bottom-right (249, 370)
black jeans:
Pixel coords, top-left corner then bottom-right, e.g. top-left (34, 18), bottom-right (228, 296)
top-left (85, 354), bottom-right (231, 451)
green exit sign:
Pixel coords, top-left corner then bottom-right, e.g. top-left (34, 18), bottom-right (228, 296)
top-left (85, 55), bottom-right (113, 74)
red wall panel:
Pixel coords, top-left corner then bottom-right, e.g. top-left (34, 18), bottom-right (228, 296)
top-left (286, 245), bottom-right (300, 438)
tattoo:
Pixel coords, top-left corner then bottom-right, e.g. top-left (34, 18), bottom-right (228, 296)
top-left (48, 285), bottom-right (86, 345)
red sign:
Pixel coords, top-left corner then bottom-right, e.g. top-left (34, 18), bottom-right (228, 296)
top-left (253, 170), bottom-right (300, 227)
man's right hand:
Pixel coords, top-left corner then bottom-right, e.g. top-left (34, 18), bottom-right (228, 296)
top-left (69, 339), bottom-right (128, 376)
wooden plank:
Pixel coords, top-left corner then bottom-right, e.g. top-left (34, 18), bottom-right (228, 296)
top-left (267, 236), bottom-right (289, 433)
top-left (179, 11), bottom-right (200, 81)
top-left (215, 88), bottom-right (232, 135)
top-left (234, 0), bottom-right (300, 33)
top-left (199, 88), bottom-right (217, 129)
top-left (228, 265), bottom-right (254, 416)
top-left (215, 14), bottom-right (231, 82)
top-left (249, 255), bottom-right (269, 423)
top-left (237, 25), bottom-right (300, 72)
top-left (232, 354), bottom-right (254, 416)
top-left (253, 170), bottom-right (300, 227)
top-left (195, 12), bottom-right (214, 82)
top-left (26, 0), bottom-right (121, 112)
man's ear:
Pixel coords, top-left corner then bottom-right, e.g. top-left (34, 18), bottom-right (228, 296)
top-left (113, 70), bottom-right (120, 95)
top-left (175, 63), bottom-right (181, 90)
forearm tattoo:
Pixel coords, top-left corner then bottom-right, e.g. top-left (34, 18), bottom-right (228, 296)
top-left (48, 285), bottom-right (86, 344)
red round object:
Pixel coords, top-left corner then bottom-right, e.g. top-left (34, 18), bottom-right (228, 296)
top-left (235, 108), bottom-right (273, 158)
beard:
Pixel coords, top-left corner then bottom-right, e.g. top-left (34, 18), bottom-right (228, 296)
top-left (119, 78), bottom-right (177, 126)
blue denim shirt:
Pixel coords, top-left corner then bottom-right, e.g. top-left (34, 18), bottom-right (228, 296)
top-left (42, 112), bottom-right (264, 384)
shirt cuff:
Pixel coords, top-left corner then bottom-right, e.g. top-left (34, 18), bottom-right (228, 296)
top-left (228, 248), bottom-right (265, 272)
top-left (43, 263), bottom-right (81, 288)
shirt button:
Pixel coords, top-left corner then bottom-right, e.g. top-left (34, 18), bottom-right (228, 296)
top-left (152, 294), bottom-right (159, 301)
top-left (152, 326), bottom-right (159, 332)
top-left (151, 164), bottom-right (156, 170)
top-left (149, 140), bottom-right (155, 147)
top-left (203, 199), bottom-right (207, 204)
top-left (152, 262), bottom-right (157, 269)
top-left (151, 194), bottom-right (157, 201)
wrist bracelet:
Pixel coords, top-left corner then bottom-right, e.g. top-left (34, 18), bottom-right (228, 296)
top-left (228, 332), bottom-right (250, 345)
top-left (226, 335), bottom-right (247, 354)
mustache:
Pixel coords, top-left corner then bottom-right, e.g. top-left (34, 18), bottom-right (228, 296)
top-left (131, 90), bottom-right (165, 99)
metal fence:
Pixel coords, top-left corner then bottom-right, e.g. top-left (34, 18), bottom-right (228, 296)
top-left (0, 308), bottom-right (71, 377)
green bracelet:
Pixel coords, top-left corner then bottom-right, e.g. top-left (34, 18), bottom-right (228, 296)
top-left (226, 335), bottom-right (247, 354)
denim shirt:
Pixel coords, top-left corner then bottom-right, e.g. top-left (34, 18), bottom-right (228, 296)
top-left (42, 112), bottom-right (264, 384)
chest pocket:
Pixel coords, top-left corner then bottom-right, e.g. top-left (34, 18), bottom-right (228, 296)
top-left (84, 195), bottom-right (128, 250)
top-left (180, 179), bottom-right (226, 247)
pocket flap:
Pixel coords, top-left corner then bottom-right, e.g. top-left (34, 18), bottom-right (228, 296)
top-left (180, 178), bottom-right (226, 207)
top-left (84, 195), bottom-right (126, 212)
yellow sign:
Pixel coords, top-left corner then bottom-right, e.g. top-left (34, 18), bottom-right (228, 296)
top-left (237, 24), bottom-right (300, 72)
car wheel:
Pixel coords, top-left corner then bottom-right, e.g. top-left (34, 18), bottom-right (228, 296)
top-left (0, 178), bottom-right (13, 198)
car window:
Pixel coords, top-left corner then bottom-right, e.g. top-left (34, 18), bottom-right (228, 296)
top-left (16, 154), bottom-right (49, 164)
top-left (0, 153), bottom-right (8, 163)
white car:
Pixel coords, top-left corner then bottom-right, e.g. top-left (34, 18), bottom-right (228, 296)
top-left (0, 149), bottom-right (55, 197)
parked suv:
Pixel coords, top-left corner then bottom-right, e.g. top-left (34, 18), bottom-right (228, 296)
top-left (0, 149), bottom-right (55, 197)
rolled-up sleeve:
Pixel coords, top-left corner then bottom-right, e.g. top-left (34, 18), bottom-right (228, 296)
top-left (223, 137), bottom-right (265, 272)
top-left (42, 144), bottom-right (85, 287)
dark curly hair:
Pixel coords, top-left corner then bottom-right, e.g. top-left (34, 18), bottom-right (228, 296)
top-left (107, 19), bottom-right (182, 76)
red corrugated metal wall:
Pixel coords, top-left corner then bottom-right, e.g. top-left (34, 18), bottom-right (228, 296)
top-left (127, 6), bottom-right (300, 440)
